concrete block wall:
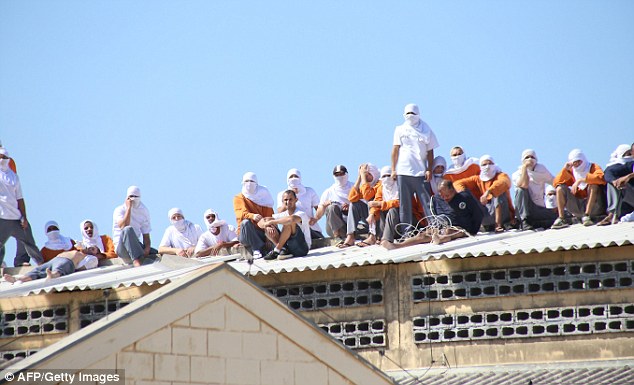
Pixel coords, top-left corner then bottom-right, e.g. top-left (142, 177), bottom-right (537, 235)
top-left (113, 296), bottom-right (354, 385)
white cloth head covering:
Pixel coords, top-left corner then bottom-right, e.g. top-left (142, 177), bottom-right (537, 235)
top-left (380, 166), bottom-right (399, 202)
top-left (127, 185), bottom-right (141, 197)
top-left (203, 208), bottom-right (231, 240)
top-left (400, 103), bottom-right (431, 143)
top-left (606, 144), bottom-right (633, 167)
top-left (568, 149), bottom-right (591, 190)
top-left (241, 172), bottom-right (274, 207)
top-left (479, 155), bottom-right (501, 182)
top-left (366, 163), bottom-right (380, 187)
top-left (430, 156), bottom-right (447, 195)
top-left (521, 149), bottom-right (538, 162)
top-left (0, 148), bottom-right (8, 157)
top-left (80, 219), bottom-right (105, 252)
top-left (0, 148), bottom-right (9, 171)
top-left (286, 168), bottom-right (307, 194)
top-left (168, 207), bottom-right (190, 233)
top-left (44, 220), bottom-right (73, 250)
top-left (446, 146), bottom-right (479, 175)
top-left (544, 184), bottom-right (557, 209)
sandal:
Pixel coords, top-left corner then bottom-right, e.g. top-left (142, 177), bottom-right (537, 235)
top-left (356, 241), bottom-right (372, 248)
top-left (495, 226), bottom-right (505, 233)
top-left (337, 242), bottom-right (354, 249)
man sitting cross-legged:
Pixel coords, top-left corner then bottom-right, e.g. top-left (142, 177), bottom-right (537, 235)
top-left (259, 190), bottom-right (312, 261)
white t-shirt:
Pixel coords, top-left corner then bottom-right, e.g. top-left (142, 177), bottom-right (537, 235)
top-left (0, 169), bottom-right (23, 220)
top-left (159, 222), bottom-right (203, 249)
top-left (512, 163), bottom-right (554, 207)
top-left (194, 225), bottom-right (238, 255)
top-left (112, 203), bottom-right (152, 248)
top-left (319, 182), bottom-right (353, 206)
top-left (277, 187), bottom-right (322, 232)
top-left (393, 120), bottom-right (439, 177)
top-left (273, 209), bottom-right (311, 249)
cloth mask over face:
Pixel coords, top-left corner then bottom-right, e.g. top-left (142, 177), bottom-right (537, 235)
top-left (451, 153), bottom-right (466, 168)
top-left (334, 174), bottom-right (348, 187)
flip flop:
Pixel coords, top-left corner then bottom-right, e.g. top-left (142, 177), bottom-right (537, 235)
top-left (337, 242), bottom-right (354, 249)
top-left (495, 226), bottom-right (505, 233)
top-left (356, 241), bottom-right (372, 248)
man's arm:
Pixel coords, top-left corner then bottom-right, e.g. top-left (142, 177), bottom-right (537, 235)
top-left (142, 233), bottom-right (151, 256)
top-left (117, 200), bottom-right (132, 229)
top-left (391, 145), bottom-right (400, 180)
top-left (17, 198), bottom-right (29, 229)
top-left (426, 149), bottom-right (434, 181)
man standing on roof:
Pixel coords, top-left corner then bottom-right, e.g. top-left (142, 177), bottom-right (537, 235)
top-left (260, 190), bottom-right (311, 260)
top-left (112, 185), bottom-right (152, 267)
top-left (512, 149), bottom-right (557, 230)
top-left (233, 172), bottom-right (276, 258)
top-left (0, 147), bottom-right (43, 267)
top-left (391, 103), bottom-right (439, 229)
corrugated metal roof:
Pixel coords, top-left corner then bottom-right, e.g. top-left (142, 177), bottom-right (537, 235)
top-left (1, 223), bottom-right (632, 297)
top-left (228, 222), bottom-right (634, 276)
top-left (387, 360), bottom-right (634, 385)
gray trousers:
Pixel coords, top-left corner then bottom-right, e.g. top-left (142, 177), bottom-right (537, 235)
top-left (481, 195), bottom-right (511, 227)
top-left (324, 204), bottom-right (347, 237)
top-left (397, 175), bottom-right (432, 227)
top-left (346, 201), bottom-right (369, 235)
top-left (26, 257), bottom-right (75, 280)
top-left (606, 183), bottom-right (634, 217)
top-left (116, 226), bottom-right (146, 264)
top-left (238, 220), bottom-right (268, 256)
top-left (0, 218), bottom-right (42, 266)
top-left (380, 207), bottom-right (400, 242)
top-left (557, 185), bottom-right (606, 218)
top-left (514, 188), bottom-right (557, 227)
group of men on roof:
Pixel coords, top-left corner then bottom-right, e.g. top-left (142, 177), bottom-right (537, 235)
top-left (1, 108), bottom-right (632, 282)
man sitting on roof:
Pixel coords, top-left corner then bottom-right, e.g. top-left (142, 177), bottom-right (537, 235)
top-left (382, 180), bottom-right (479, 250)
top-left (3, 249), bottom-right (99, 284)
top-left (259, 190), bottom-right (311, 260)
top-left (233, 172), bottom-right (276, 258)
top-left (598, 144), bottom-right (634, 225)
top-left (312, 165), bottom-right (353, 242)
top-left (112, 186), bottom-right (153, 267)
top-left (551, 149), bottom-right (606, 228)
top-left (158, 208), bottom-right (203, 257)
top-left (454, 155), bottom-right (515, 233)
top-left (512, 149), bottom-right (557, 230)
top-left (194, 210), bottom-right (239, 257)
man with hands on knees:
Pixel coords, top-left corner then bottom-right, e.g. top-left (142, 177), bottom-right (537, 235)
top-left (259, 190), bottom-right (311, 261)
top-left (112, 186), bottom-right (152, 267)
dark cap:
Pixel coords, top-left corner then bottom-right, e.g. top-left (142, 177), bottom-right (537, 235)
top-left (332, 165), bottom-right (348, 175)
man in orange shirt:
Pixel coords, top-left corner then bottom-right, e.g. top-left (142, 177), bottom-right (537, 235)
top-left (454, 155), bottom-right (514, 233)
top-left (233, 172), bottom-right (276, 258)
top-left (551, 149), bottom-right (606, 228)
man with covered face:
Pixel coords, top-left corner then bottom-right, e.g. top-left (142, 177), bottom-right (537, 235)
top-left (233, 172), bottom-right (276, 258)
top-left (158, 208), bottom-right (203, 257)
top-left (194, 210), bottom-right (239, 257)
top-left (598, 144), bottom-right (634, 225)
top-left (552, 149), bottom-right (606, 228)
top-left (391, 103), bottom-right (439, 230)
top-left (112, 185), bottom-right (152, 267)
top-left (512, 149), bottom-right (557, 230)
top-left (454, 155), bottom-right (514, 232)
top-left (312, 165), bottom-right (353, 242)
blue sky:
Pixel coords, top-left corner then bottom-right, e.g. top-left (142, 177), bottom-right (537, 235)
top-left (1, 0), bottom-right (632, 265)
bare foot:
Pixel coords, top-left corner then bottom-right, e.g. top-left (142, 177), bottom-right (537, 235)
top-left (343, 234), bottom-right (355, 246)
top-left (365, 234), bottom-right (377, 245)
top-left (380, 240), bottom-right (395, 250)
top-left (45, 268), bottom-right (61, 280)
top-left (133, 259), bottom-right (142, 267)
top-left (3, 274), bottom-right (16, 283)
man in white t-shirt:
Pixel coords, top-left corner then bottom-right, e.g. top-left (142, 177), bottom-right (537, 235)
top-left (0, 147), bottom-right (43, 266)
top-left (312, 165), bottom-right (353, 240)
top-left (158, 208), bottom-right (203, 257)
top-left (391, 103), bottom-right (439, 230)
top-left (276, 168), bottom-right (323, 239)
top-left (194, 209), bottom-right (239, 257)
top-left (512, 149), bottom-right (557, 230)
top-left (112, 186), bottom-right (152, 267)
top-left (259, 190), bottom-right (311, 261)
